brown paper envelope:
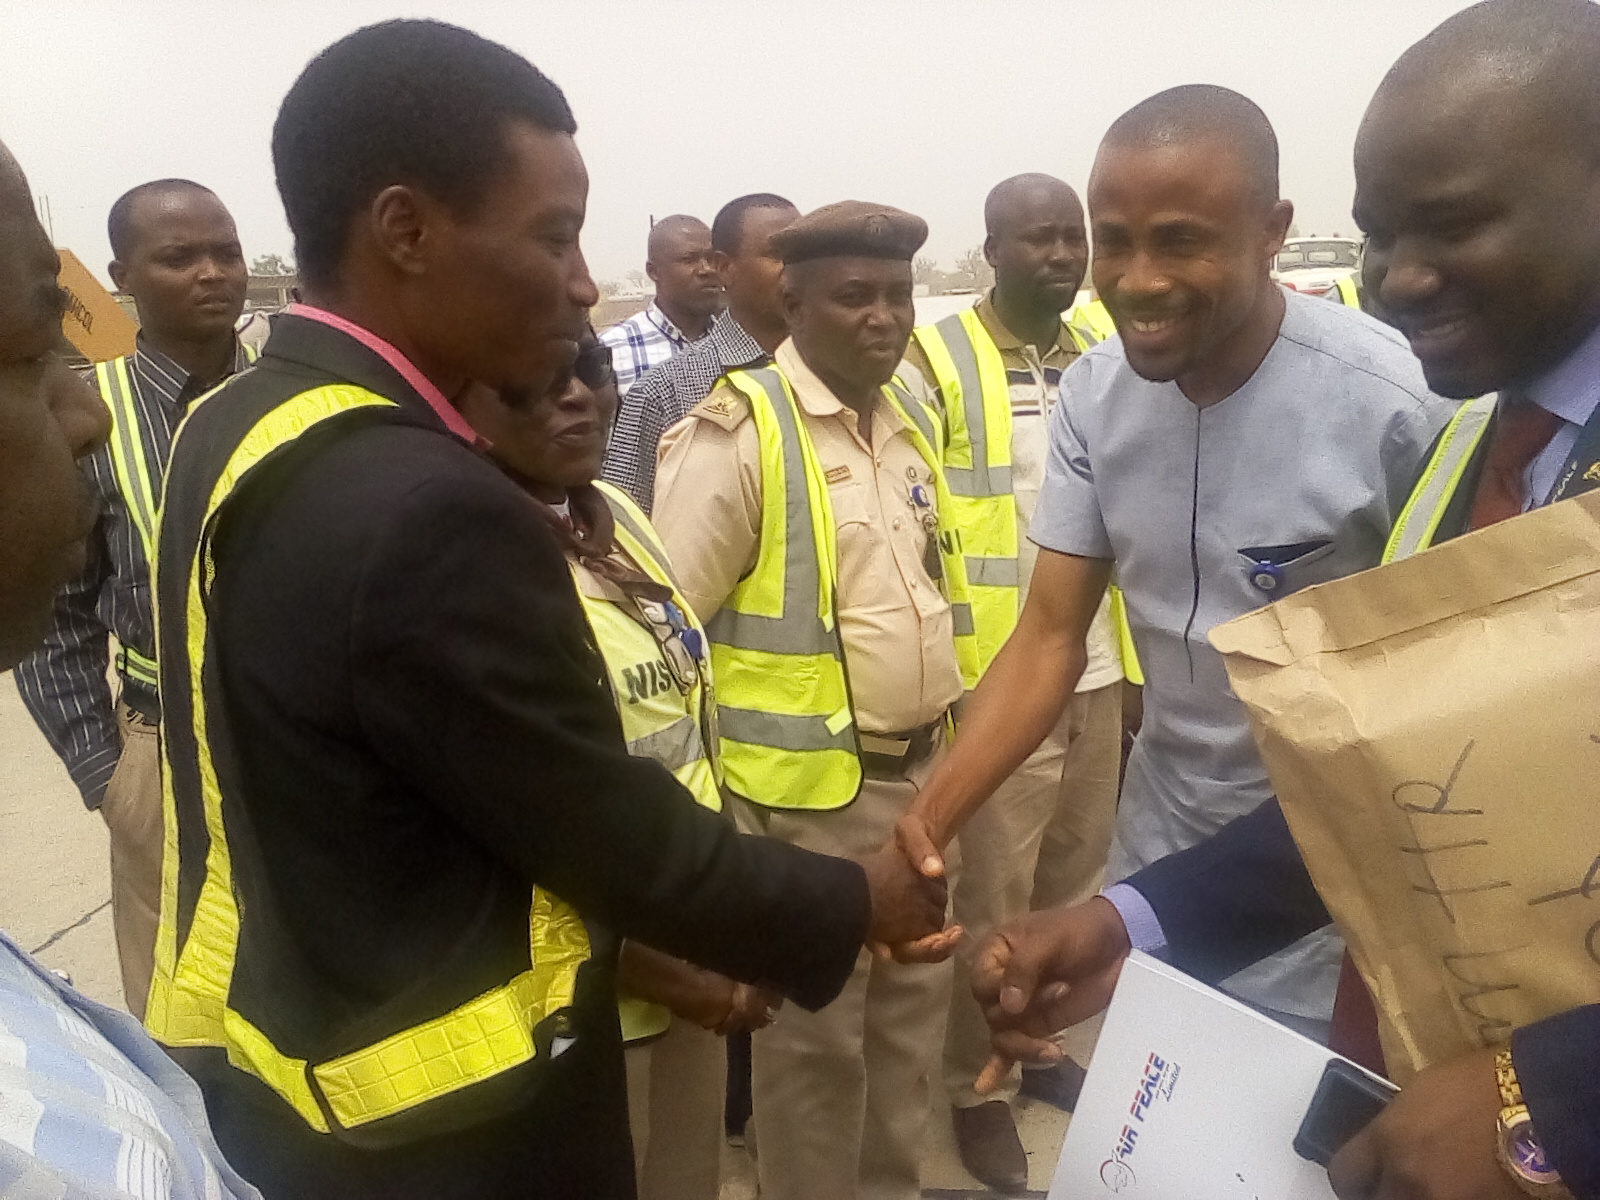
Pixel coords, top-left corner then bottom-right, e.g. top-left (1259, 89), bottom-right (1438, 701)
top-left (1211, 489), bottom-right (1600, 1079)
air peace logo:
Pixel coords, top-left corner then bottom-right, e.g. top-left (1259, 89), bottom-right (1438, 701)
top-left (1100, 1052), bottom-right (1181, 1193)
top-left (622, 660), bottom-right (674, 704)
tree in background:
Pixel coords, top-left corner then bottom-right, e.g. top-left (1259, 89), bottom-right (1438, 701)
top-left (951, 245), bottom-right (994, 292)
top-left (250, 252), bottom-right (295, 276)
top-left (913, 255), bottom-right (940, 289)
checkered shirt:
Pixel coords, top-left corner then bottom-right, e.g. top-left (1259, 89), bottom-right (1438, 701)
top-left (597, 301), bottom-right (698, 396)
top-left (601, 316), bottom-right (769, 510)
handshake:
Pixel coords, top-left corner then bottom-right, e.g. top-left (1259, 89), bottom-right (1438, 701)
top-left (875, 811), bottom-right (1136, 1077)
top-left (853, 814), bottom-right (964, 964)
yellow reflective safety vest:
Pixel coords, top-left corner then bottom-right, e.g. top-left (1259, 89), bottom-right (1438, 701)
top-left (580, 482), bottom-right (722, 1043)
top-left (908, 308), bottom-right (1144, 683)
top-left (147, 380), bottom-right (591, 1146)
top-left (706, 366), bottom-right (976, 812)
top-left (1333, 274), bottom-right (1362, 310)
top-left (1069, 298), bottom-right (1116, 343)
top-left (94, 346), bottom-right (257, 691)
top-left (1381, 394), bottom-right (1498, 563)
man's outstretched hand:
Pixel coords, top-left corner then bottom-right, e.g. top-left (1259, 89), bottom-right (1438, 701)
top-left (971, 897), bottom-right (1133, 1091)
top-left (857, 841), bottom-right (961, 964)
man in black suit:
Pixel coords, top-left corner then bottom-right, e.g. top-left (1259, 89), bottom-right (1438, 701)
top-left (145, 21), bottom-right (948, 1199)
top-left (952, 3), bottom-right (1600, 1198)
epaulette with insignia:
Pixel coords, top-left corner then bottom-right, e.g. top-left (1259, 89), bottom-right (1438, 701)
top-left (691, 387), bottom-right (752, 432)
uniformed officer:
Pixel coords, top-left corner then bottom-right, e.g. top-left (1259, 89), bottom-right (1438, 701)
top-left (901, 173), bottom-right (1127, 1192)
top-left (653, 201), bottom-right (967, 1200)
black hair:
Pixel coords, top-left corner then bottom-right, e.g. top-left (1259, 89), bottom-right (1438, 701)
top-left (107, 179), bottom-right (215, 261)
top-left (1103, 84), bottom-right (1279, 207)
top-left (711, 193), bottom-right (797, 255)
top-left (272, 19), bottom-right (576, 289)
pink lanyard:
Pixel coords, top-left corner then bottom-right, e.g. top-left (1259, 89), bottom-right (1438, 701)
top-left (288, 303), bottom-right (488, 449)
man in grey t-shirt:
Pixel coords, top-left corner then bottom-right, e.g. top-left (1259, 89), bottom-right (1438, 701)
top-left (897, 84), bottom-right (1454, 1034)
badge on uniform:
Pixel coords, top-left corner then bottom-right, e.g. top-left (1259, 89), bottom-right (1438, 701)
top-left (903, 471), bottom-right (943, 581)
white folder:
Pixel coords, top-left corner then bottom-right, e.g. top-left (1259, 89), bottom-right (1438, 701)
top-left (1050, 951), bottom-right (1381, 1199)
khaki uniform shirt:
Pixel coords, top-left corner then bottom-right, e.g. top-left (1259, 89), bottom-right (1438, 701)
top-left (902, 293), bottom-right (1124, 692)
top-left (653, 339), bottom-right (964, 734)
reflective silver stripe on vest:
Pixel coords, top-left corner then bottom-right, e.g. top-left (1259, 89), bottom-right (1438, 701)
top-left (895, 382), bottom-right (938, 449)
top-left (964, 557), bottom-right (1019, 587)
top-left (627, 715), bottom-right (707, 774)
top-left (718, 706), bottom-right (854, 753)
top-left (950, 603), bottom-right (975, 637)
top-left (705, 369), bottom-right (837, 656)
top-left (933, 313), bottom-right (1006, 498)
top-left (1067, 314), bottom-right (1101, 350)
top-left (1387, 394), bottom-right (1498, 561)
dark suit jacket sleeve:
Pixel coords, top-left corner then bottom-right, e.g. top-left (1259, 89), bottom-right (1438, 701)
top-left (349, 468), bottom-right (867, 1012)
top-left (1514, 1006), bottom-right (1600, 1199)
top-left (1126, 799), bottom-right (1332, 984)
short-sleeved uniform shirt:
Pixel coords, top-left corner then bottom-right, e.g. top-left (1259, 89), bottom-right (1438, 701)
top-left (1030, 291), bottom-right (1456, 1019)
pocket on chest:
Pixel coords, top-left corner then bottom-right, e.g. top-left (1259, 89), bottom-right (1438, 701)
top-left (1236, 538), bottom-right (1337, 598)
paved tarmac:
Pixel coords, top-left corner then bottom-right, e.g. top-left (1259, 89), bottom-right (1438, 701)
top-left (0, 672), bottom-right (1071, 1196)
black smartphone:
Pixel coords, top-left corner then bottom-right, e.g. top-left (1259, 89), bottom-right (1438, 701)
top-left (1294, 1058), bottom-right (1399, 1166)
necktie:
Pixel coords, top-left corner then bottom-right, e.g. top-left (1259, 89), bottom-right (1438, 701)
top-left (1467, 397), bottom-right (1564, 530)
top-left (1328, 396), bottom-right (1566, 1077)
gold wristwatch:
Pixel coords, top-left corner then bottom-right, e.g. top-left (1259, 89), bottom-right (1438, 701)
top-left (1495, 1048), bottom-right (1573, 1199)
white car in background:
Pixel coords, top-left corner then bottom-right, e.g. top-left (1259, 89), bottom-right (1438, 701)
top-left (1274, 236), bottom-right (1362, 301)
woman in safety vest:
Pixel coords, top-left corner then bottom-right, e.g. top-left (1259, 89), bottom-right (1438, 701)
top-left (458, 329), bottom-right (777, 1200)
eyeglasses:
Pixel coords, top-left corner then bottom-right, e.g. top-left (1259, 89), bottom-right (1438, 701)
top-left (634, 597), bottom-right (703, 693)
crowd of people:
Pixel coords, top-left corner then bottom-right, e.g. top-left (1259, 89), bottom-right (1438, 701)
top-left (1, 1), bottom-right (1598, 1199)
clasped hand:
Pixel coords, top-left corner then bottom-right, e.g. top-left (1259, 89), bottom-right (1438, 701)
top-left (855, 813), bottom-right (962, 964)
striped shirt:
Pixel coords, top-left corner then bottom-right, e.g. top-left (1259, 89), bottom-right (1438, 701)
top-left (0, 927), bottom-right (260, 1199)
top-left (14, 338), bottom-right (252, 808)
top-left (601, 316), bottom-right (769, 510)
top-left (597, 300), bottom-right (696, 395)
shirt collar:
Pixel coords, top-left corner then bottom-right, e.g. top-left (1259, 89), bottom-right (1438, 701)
top-left (287, 303), bottom-right (487, 447)
top-left (1524, 317), bottom-right (1600, 430)
top-left (975, 290), bottom-right (1080, 359)
top-left (132, 333), bottom-right (250, 404)
top-left (645, 300), bottom-right (694, 348)
top-left (775, 338), bottom-right (910, 434)
top-left (707, 315), bottom-right (768, 370)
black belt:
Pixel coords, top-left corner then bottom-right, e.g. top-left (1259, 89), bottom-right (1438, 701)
top-left (859, 716), bottom-right (945, 781)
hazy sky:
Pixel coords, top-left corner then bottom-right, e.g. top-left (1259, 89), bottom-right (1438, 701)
top-left (1, 0), bottom-right (1477, 288)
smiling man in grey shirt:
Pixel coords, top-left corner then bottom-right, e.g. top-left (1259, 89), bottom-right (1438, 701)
top-left (898, 84), bottom-right (1454, 1036)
